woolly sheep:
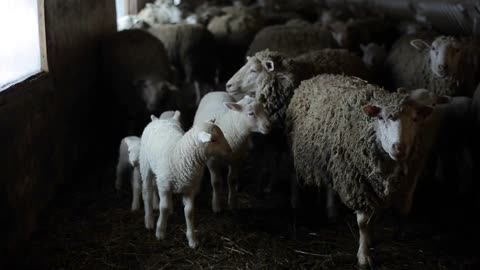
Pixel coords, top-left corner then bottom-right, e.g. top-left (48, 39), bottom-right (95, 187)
top-left (140, 118), bottom-right (232, 248)
top-left (360, 43), bottom-right (388, 87)
top-left (102, 29), bottom-right (177, 136)
top-left (137, 1), bottom-right (182, 26)
top-left (115, 111), bottom-right (182, 211)
top-left (386, 35), bottom-right (480, 96)
top-left (227, 49), bottom-right (371, 128)
top-left (246, 24), bottom-right (337, 57)
top-left (194, 92), bottom-right (271, 212)
top-left (285, 74), bottom-right (440, 267)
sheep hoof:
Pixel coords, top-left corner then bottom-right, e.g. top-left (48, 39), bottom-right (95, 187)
top-left (145, 215), bottom-right (155, 230)
top-left (358, 253), bottom-right (374, 270)
top-left (212, 204), bottom-right (222, 214)
top-left (188, 238), bottom-right (198, 249)
top-left (155, 230), bottom-right (166, 240)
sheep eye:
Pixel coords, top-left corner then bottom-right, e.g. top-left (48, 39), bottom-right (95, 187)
top-left (378, 115), bottom-right (383, 120)
top-left (211, 138), bottom-right (217, 143)
top-left (250, 68), bottom-right (257, 73)
top-left (248, 112), bottom-right (254, 116)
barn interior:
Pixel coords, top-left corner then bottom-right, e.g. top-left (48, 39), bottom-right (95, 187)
top-left (3, 0), bottom-right (480, 269)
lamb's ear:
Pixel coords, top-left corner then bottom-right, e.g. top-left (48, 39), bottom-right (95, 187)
top-left (172, 110), bottom-right (181, 121)
top-left (262, 60), bottom-right (275, 72)
top-left (150, 114), bottom-right (158, 121)
top-left (363, 105), bottom-right (381, 117)
top-left (410, 39), bottom-right (430, 51)
top-left (224, 102), bottom-right (243, 112)
top-left (416, 105), bottom-right (434, 119)
top-left (198, 131), bottom-right (212, 143)
top-left (397, 87), bottom-right (407, 94)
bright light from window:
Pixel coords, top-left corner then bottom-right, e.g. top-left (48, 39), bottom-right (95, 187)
top-left (116, 0), bottom-right (127, 18)
top-left (0, 0), bottom-right (42, 90)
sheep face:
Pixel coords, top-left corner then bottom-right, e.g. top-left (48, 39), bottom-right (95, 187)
top-left (137, 4), bottom-right (157, 25)
top-left (411, 36), bottom-right (462, 78)
top-left (226, 56), bottom-right (275, 100)
top-left (224, 95), bottom-right (272, 135)
top-left (197, 122), bottom-right (232, 159)
top-left (363, 102), bottom-right (433, 161)
top-left (360, 43), bottom-right (386, 68)
top-left (138, 79), bottom-right (177, 113)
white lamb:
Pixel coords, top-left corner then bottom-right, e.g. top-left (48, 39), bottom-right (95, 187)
top-left (115, 111), bottom-right (181, 211)
top-left (194, 92), bottom-right (271, 213)
top-left (140, 117), bottom-right (232, 248)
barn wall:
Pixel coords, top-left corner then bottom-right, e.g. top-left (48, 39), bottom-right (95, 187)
top-left (1, 0), bottom-right (116, 258)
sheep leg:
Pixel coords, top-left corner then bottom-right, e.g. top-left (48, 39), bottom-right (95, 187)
top-left (356, 211), bottom-right (373, 268)
top-left (227, 165), bottom-right (239, 210)
top-left (131, 167), bottom-right (142, 211)
top-left (208, 162), bottom-right (223, 213)
top-left (155, 190), bottom-right (172, 240)
top-left (115, 159), bottom-right (128, 192)
top-left (326, 187), bottom-right (338, 222)
top-left (183, 193), bottom-right (198, 248)
top-left (152, 183), bottom-right (159, 210)
top-left (289, 172), bottom-right (299, 239)
top-left (142, 170), bottom-right (155, 229)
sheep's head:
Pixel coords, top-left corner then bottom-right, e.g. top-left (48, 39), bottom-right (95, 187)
top-left (137, 78), bottom-right (178, 113)
top-left (226, 50), bottom-right (283, 101)
top-left (328, 21), bottom-right (349, 48)
top-left (360, 43), bottom-right (387, 68)
top-left (124, 137), bottom-right (141, 166)
top-left (411, 36), bottom-right (462, 78)
top-left (363, 97), bottom-right (434, 161)
top-left (197, 122), bottom-right (232, 158)
top-left (224, 95), bottom-right (271, 135)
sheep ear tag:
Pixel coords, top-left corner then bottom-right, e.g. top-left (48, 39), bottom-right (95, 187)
top-left (263, 60), bottom-right (275, 72)
top-left (198, 131), bottom-right (212, 143)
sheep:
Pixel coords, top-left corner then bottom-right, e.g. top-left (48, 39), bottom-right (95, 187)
top-left (386, 35), bottom-right (480, 96)
top-left (136, 1), bottom-right (183, 26)
top-left (227, 49), bottom-right (371, 128)
top-left (148, 24), bottom-right (218, 85)
top-left (328, 18), bottom-right (396, 54)
top-left (360, 43), bottom-right (388, 87)
top-left (139, 118), bottom-right (232, 248)
top-left (193, 92), bottom-right (271, 212)
top-left (285, 74), bottom-right (441, 267)
top-left (115, 111), bottom-right (182, 211)
top-left (102, 29), bottom-right (177, 136)
top-left (246, 24), bottom-right (337, 57)
top-left (207, 6), bottom-right (265, 81)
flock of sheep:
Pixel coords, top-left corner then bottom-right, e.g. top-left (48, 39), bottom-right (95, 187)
top-left (107, 0), bottom-right (480, 268)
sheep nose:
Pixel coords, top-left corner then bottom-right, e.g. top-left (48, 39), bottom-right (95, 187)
top-left (392, 143), bottom-right (405, 154)
top-left (226, 83), bottom-right (232, 89)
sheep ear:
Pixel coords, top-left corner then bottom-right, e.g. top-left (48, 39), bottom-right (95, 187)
top-left (198, 131), bottom-right (212, 143)
top-left (173, 110), bottom-right (181, 121)
top-left (224, 102), bottom-right (243, 112)
top-left (410, 39), bottom-right (430, 51)
top-left (363, 105), bottom-right (381, 117)
top-left (150, 114), bottom-right (158, 121)
top-left (262, 60), bottom-right (275, 72)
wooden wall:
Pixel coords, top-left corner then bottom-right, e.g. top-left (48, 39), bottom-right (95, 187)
top-left (1, 0), bottom-right (117, 261)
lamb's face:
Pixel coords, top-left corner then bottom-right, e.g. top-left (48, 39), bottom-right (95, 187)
top-left (197, 123), bottom-right (232, 158)
top-left (429, 37), bottom-right (461, 78)
top-left (226, 55), bottom-right (275, 101)
top-left (139, 78), bottom-right (177, 113)
top-left (363, 102), bottom-right (433, 161)
top-left (360, 43), bottom-right (386, 68)
top-left (224, 95), bottom-right (271, 135)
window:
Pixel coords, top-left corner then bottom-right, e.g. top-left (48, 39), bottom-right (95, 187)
top-left (0, 0), bottom-right (47, 91)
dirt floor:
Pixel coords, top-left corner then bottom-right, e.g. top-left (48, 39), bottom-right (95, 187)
top-left (13, 164), bottom-right (480, 270)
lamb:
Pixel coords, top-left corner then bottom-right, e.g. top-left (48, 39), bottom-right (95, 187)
top-left (386, 35), bottom-right (480, 96)
top-left (285, 74), bottom-right (440, 267)
top-left (226, 49), bottom-right (371, 128)
top-left (102, 29), bottom-right (177, 136)
top-left (115, 111), bottom-right (182, 211)
top-left (246, 24), bottom-right (337, 57)
top-left (193, 92), bottom-right (271, 212)
top-left (148, 24), bottom-right (217, 85)
top-left (136, 1), bottom-right (183, 26)
top-left (140, 118), bottom-right (232, 248)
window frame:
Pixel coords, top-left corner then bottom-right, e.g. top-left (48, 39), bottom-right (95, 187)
top-left (0, 0), bottom-right (49, 94)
